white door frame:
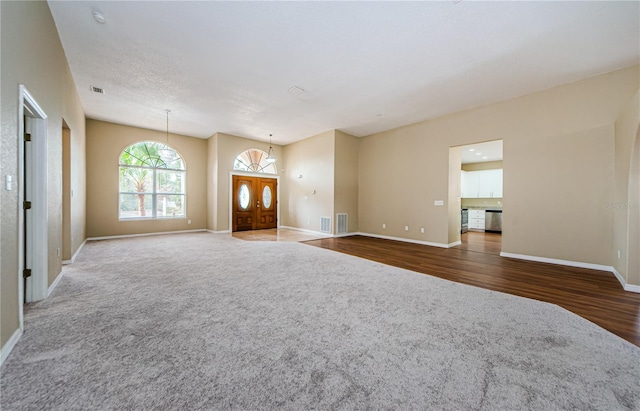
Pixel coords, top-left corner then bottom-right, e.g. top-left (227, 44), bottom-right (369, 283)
top-left (18, 85), bottom-right (48, 324)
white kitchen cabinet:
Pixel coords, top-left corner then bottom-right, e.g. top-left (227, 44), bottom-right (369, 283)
top-left (468, 209), bottom-right (485, 230)
top-left (460, 169), bottom-right (503, 198)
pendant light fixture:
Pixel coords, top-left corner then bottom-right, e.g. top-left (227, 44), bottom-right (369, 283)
top-left (266, 133), bottom-right (276, 163)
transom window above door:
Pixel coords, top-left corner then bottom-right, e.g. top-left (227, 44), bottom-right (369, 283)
top-left (234, 149), bottom-right (277, 174)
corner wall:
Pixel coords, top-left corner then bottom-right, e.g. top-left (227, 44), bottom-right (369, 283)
top-left (358, 65), bottom-right (639, 264)
top-left (614, 89), bottom-right (640, 287)
top-left (1, 1), bottom-right (86, 350)
top-left (281, 131), bottom-right (335, 232)
top-left (85, 120), bottom-right (207, 237)
top-left (208, 133), bottom-right (282, 232)
top-left (334, 131), bottom-right (359, 233)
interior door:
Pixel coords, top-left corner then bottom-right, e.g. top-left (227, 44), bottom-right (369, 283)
top-left (232, 175), bottom-right (277, 232)
top-left (256, 178), bottom-right (277, 230)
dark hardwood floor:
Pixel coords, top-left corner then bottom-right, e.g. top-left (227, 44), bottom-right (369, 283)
top-left (304, 234), bottom-right (640, 347)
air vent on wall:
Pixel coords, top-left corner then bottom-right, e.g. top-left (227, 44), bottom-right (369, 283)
top-left (336, 213), bottom-right (348, 234)
top-left (320, 216), bottom-right (331, 233)
top-left (90, 86), bottom-right (105, 94)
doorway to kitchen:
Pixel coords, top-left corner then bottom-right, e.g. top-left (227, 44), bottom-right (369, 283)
top-left (453, 139), bottom-right (503, 255)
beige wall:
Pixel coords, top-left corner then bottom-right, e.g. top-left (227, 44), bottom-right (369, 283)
top-left (614, 90), bottom-right (640, 285)
top-left (281, 131), bottom-right (335, 232)
top-left (1, 1), bottom-right (86, 348)
top-left (448, 146), bottom-right (462, 244)
top-left (208, 132), bottom-right (282, 232)
top-left (334, 131), bottom-right (359, 233)
top-left (86, 120), bottom-right (207, 237)
top-left (206, 134), bottom-right (219, 230)
top-left (359, 66), bottom-right (639, 267)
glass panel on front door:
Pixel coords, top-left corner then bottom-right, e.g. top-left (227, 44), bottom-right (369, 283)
top-left (239, 184), bottom-right (250, 209)
top-left (262, 185), bottom-right (272, 209)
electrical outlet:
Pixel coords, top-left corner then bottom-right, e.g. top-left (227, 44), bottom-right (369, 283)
top-left (188, 219), bottom-right (192, 225)
top-left (420, 227), bottom-right (425, 234)
top-left (57, 248), bottom-right (61, 258)
top-left (382, 223), bottom-right (386, 229)
top-left (617, 250), bottom-right (621, 259)
top-left (404, 226), bottom-right (409, 231)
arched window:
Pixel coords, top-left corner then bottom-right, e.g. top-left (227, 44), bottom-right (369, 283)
top-left (234, 149), bottom-right (277, 174)
top-left (119, 141), bottom-right (186, 219)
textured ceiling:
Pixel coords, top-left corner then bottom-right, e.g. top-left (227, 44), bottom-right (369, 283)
top-left (48, 1), bottom-right (640, 145)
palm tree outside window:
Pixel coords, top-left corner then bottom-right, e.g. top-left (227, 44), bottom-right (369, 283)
top-left (119, 141), bottom-right (186, 219)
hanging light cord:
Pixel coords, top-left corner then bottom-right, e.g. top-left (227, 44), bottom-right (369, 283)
top-left (165, 109), bottom-right (171, 145)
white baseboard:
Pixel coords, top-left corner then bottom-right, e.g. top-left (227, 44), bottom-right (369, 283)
top-left (625, 283), bottom-right (640, 293)
top-left (500, 252), bottom-right (640, 294)
top-left (47, 269), bottom-right (65, 297)
top-left (334, 232), bottom-right (358, 238)
top-left (207, 229), bottom-right (230, 234)
top-left (279, 226), bottom-right (333, 238)
top-left (87, 229), bottom-right (207, 241)
top-left (62, 238), bottom-right (87, 265)
top-left (356, 232), bottom-right (451, 248)
top-left (448, 240), bottom-right (462, 247)
top-left (0, 328), bottom-right (22, 367)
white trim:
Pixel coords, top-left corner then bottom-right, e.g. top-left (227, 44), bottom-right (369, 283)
top-left (47, 270), bottom-right (65, 297)
top-left (610, 266), bottom-right (626, 288)
top-left (500, 252), bottom-right (612, 272)
top-left (357, 232), bottom-right (451, 248)
top-left (624, 284), bottom-right (640, 293)
top-left (448, 240), bottom-right (462, 247)
top-left (0, 329), bottom-right (23, 367)
top-left (500, 252), bottom-right (640, 293)
top-left (18, 85), bottom-right (49, 319)
top-left (279, 226), bottom-right (333, 238)
top-left (207, 229), bottom-right (231, 234)
top-left (86, 229), bottom-right (207, 241)
top-left (334, 232), bottom-right (358, 238)
top-left (62, 238), bottom-right (87, 265)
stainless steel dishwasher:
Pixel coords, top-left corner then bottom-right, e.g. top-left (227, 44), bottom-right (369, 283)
top-left (485, 210), bottom-right (502, 233)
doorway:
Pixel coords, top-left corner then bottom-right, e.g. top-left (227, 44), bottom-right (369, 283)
top-left (232, 175), bottom-right (277, 232)
top-left (451, 139), bottom-right (503, 253)
top-left (18, 85), bottom-right (48, 315)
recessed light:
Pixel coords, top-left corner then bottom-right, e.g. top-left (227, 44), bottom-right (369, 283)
top-left (483, 157), bottom-right (488, 159)
top-left (468, 148), bottom-right (475, 152)
top-left (476, 152), bottom-right (481, 156)
top-left (92, 11), bottom-right (106, 24)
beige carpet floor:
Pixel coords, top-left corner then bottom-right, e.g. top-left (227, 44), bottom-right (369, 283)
top-left (1, 232), bottom-right (639, 410)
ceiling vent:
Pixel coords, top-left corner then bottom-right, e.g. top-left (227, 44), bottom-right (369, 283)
top-left (90, 86), bottom-right (105, 94)
top-left (288, 86), bottom-right (305, 97)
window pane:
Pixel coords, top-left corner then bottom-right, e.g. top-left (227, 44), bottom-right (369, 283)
top-left (233, 149), bottom-right (276, 174)
top-left (239, 184), bottom-right (250, 209)
top-left (156, 170), bottom-right (185, 194)
top-left (120, 166), bottom-right (153, 193)
top-left (119, 193), bottom-right (153, 218)
top-left (262, 185), bottom-right (272, 209)
top-left (156, 194), bottom-right (185, 218)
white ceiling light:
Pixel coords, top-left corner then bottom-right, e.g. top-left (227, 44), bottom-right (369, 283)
top-left (266, 134), bottom-right (276, 163)
top-left (92, 11), bottom-right (106, 24)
